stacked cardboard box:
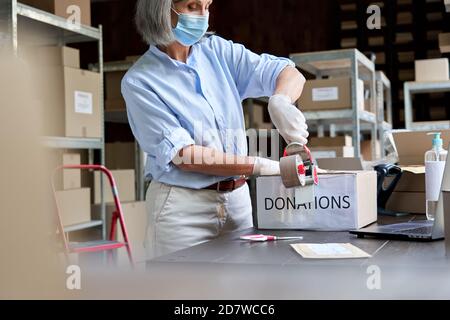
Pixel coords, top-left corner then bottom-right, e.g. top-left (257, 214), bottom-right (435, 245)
top-left (105, 71), bottom-right (127, 111)
top-left (364, 100), bottom-right (370, 113)
top-left (252, 103), bottom-right (273, 130)
top-left (414, 58), bottom-right (449, 82)
top-left (439, 33), bottom-right (450, 54)
top-left (21, 0), bottom-right (91, 26)
top-left (386, 130), bottom-right (450, 214)
top-left (62, 153), bottom-right (82, 190)
top-left (298, 77), bottom-right (365, 111)
top-left (310, 146), bottom-right (354, 159)
top-left (361, 139), bottom-right (382, 161)
top-left (308, 135), bottom-right (355, 159)
top-left (125, 56), bottom-right (141, 62)
top-left (106, 142), bottom-right (136, 170)
top-left (387, 167), bottom-right (426, 214)
top-left (92, 201), bottom-right (147, 265)
top-left (94, 169), bottom-right (136, 204)
top-left (309, 136), bottom-right (353, 148)
top-left (55, 153), bottom-right (92, 227)
top-left (34, 46), bottom-right (101, 138)
top-left (116, 202), bottom-right (147, 265)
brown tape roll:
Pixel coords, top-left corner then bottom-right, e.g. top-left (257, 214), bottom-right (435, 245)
top-left (280, 155), bottom-right (303, 188)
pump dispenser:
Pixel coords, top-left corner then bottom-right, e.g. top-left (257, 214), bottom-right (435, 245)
top-left (425, 132), bottom-right (448, 220)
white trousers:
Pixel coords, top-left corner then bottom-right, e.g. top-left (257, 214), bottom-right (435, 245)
top-left (144, 180), bottom-right (254, 259)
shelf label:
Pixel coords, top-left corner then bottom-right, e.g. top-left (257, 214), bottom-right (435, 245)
top-left (311, 151), bottom-right (337, 159)
top-left (74, 91), bottom-right (93, 114)
top-left (312, 87), bottom-right (339, 102)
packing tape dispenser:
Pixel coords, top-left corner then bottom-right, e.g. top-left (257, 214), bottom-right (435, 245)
top-left (280, 142), bottom-right (319, 202)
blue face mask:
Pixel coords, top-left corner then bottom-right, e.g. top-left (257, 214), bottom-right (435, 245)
top-left (172, 8), bottom-right (209, 46)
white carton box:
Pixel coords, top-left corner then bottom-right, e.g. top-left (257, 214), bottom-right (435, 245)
top-left (414, 58), bottom-right (449, 82)
top-left (256, 171), bottom-right (377, 231)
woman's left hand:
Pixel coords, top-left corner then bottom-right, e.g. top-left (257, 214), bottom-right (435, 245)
top-left (268, 94), bottom-right (309, 145)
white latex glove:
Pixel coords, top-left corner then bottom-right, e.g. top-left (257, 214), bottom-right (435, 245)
top-left (252, 157), bottom-right (280, 176)
top-left (268, 94), bottom-right (309, 145)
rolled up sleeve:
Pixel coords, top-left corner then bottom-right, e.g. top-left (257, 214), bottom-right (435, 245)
top-left (220, 37), bottom-right (295, 100)
top-left (121, 78), bottom-right (195, 175)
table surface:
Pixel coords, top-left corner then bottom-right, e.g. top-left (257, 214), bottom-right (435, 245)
top-left (144, 215), bottom-right (450, 299)
top-left (151, 215), bottom-right (448, 267)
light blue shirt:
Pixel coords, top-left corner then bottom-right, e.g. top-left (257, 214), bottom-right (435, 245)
top-left (121, 35), bottom-right (294, 189)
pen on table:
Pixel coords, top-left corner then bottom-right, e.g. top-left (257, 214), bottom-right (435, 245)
top-left (240, 234), bottom-right (304, 242)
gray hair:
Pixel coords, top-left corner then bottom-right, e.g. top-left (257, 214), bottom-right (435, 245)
top-left (135, 0), bottom-right (184, 46)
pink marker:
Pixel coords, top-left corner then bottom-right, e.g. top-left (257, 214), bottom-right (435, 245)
top-left (240, 234), bottom-right (303, 242)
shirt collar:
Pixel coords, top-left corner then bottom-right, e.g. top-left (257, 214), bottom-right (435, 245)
top-left (148, 44), bottom-right (197, 68)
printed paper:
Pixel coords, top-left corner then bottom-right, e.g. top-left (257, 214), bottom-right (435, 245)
top-left (291, 243), bottom-right (371, 259)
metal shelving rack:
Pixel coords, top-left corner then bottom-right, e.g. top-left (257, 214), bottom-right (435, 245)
top-left (376, 71), bottom-right (393, 127)
top-left (336, 0), bottom-right (450, 128)
top-left (290, 49), bottom-right (379, 158)
top-left (404, 80), bottom-right (450, 130)
top-left (376, 71), bottom-right (393, 156)
top-left (1, 1), bottom-right (107, 238)
top-left (99, 60), bottom-right (146, 201)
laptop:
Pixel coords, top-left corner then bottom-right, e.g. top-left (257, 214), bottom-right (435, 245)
top-left (349, 145), bottom-right (449, 242)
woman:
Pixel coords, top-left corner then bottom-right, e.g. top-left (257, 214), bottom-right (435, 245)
top-left (122, 0), bottom-right (309, 258)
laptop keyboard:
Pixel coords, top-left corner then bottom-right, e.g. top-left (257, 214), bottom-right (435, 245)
top-left (398, 226), bottom-right (433, 235)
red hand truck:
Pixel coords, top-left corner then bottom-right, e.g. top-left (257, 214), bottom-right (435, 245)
top-left (52, 165), bottom-right (134, 266)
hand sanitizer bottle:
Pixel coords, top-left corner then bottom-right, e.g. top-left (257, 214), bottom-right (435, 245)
top-left (425, 132), bottom-right (448, 221)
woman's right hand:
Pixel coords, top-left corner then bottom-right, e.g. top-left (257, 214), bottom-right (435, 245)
top-left (268, 94), bottom-right (309, 145)
top-left (174, 146), bottom-right (281, 178)
top-left (251, 157), bottom-right (280, 176)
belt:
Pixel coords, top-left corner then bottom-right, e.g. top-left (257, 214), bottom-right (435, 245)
top-left (203, 177), bottom-right (247, 192)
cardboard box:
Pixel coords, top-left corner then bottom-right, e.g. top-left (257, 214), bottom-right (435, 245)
top-left (415, 58), bottom-right (449, 82)
top-left (105, 71), bottom-right (126, 100)
top-left (393, 130), bottom-right (450, 166)
top-left (64, 67), bottom-right (102, 138)
top-left (21, 0), bottom-right (91, 26)
top-left (92, 201), bottom-right (147, 263)
top-left (36, 46), bottom-right (80, 69)
top-left (386, 192), bottom-right (426, 214)
top-left (49, 149), bottom-right (91, 191)
top-left (117, 202), bottom-right (147, 263)
top-left (256, 171), bottom-right (377, 230)
top-left (55, 188), bottom-right (91, 227)
top-left (94, 169), bottom-right (136, 204)
top-left (316, 158), bottom-right (364, 171)
top-left (106, 142), bottom-right (136, 170)
top-left (125, 56), bottom-right (141, 62)
top-left (364, 99), bottom-right (373, 112)
top-left (39, 66), bottom-right (101, 138)
top-left (387, 132), bottom-right (446, 214)
top-left (361, 140), bottom-right (381, 161)
top-left (310, 146), bottom-right (355, 159)
top-left (439, 33), bottom-right (450, 54)
top-left (63, 153), bottom-right (81, 190)
top-left (298, 77), bottom-right (364, 111)
top-left (68, 227), bottom-right (102, 242)
top-left (395, 166), bottom-right (425, 193)
top-left (309, 136), bottom-right (353, 147)
top-left (252, 104), bottom-right (273, 130)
